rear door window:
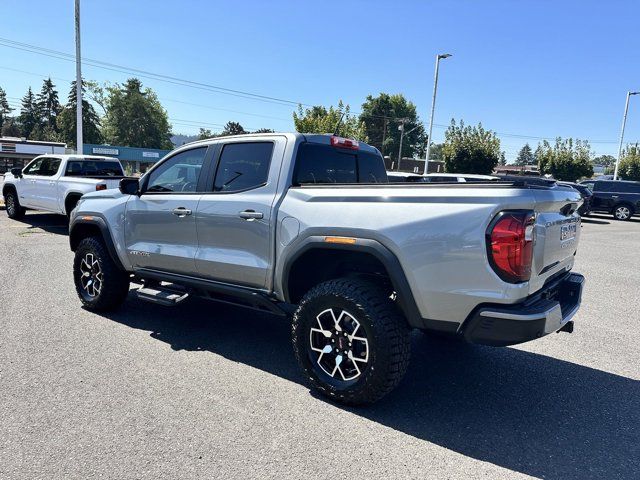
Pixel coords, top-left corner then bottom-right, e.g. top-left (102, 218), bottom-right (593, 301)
top-left (616, 182), bottom-right (640, 193)
top-left (594, 181), bottom-right (617, 192)
top-left (213, 142), bottom-right (274, 192)
top-left (293, 143), bottom-right (386, 185)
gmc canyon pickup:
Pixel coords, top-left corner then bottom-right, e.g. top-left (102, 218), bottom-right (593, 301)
top-left (68, 133), bottom-right (585, 404)
top-left (2, 154), bottom-right (124, 220)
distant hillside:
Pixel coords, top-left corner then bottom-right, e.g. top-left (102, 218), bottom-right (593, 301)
top-left (171, 133), bottom-right (199, 147)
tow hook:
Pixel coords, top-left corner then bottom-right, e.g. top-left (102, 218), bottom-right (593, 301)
top-left (558, 321), bottom-right (574, 334)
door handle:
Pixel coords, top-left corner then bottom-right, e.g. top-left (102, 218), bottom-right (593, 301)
top-left (611, 195), bottom-right (619, 198)
top-left (49, 181), bottom-right (55, 185)
top-left (172, 207), bottom-right (192, 217)
top-left (239, 210), bottom-right (264, 220)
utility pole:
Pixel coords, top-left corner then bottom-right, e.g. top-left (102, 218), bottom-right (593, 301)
top-left (396, 119), bottom-right (408, 171)
top-left (424, 53), bottom-right (452, 175)
top-left (381, 117), bottom-right (388, 156)
top-left (614, 91), bottom-right (639, 180)
top-left (75, 0), bottom-right (83, 153)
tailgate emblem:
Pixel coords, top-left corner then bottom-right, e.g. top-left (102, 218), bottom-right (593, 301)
top-left (561, 223), bottom-right (577, 241)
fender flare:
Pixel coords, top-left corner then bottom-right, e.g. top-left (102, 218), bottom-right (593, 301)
top-left (69, 214), bottom-right (125, 271)
top-left (281, 236), bottom-right (423, 328)
top-left (63, 191), bottom-right (84, 214)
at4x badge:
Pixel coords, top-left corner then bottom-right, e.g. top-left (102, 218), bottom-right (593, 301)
top-left (129, 250), bottom-right (150, 257)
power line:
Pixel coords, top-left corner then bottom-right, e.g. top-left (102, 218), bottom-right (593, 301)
top-left (0, 66), bottom-right (290, 125)
top-left (0, 38), bottom-right (627, 145)
top-left (0, 37), bottom-right (310, 108)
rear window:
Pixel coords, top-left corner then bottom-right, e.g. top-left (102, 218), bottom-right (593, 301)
top-left (293, 143), bottom-right (387, 185)
top-left (65, 160), bottom-right (123, 177)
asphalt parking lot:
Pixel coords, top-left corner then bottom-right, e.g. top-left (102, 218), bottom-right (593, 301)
top-left (1, 211), bottom-right (638, 479)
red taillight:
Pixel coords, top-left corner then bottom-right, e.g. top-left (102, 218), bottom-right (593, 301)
top-left (487, 211), bottom-right (535, 283)
top-left (330, 136), bottom-right (359, 150)
top-left (96, 184), bottom-right (107, 191)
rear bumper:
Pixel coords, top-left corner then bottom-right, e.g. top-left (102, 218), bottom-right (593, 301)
top-left (463, 272), bottom-right (585, 347)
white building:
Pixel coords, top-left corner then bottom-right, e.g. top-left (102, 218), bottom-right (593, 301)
top-left (0, 137), bottom-right (66, 173)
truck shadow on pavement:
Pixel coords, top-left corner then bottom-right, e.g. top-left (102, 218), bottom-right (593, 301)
top-left (9, 212), bottom-right (69, 235)
top-left (100, 296), bottom-right (639, 480)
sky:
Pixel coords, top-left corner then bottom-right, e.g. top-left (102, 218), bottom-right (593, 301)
top-left (1, 0), bottom-right (639, 161)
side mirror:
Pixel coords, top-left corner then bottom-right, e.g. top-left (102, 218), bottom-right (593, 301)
top-left (11, 167), bottom-right (23, 178)
top-left (119, 177), bottom-right (140, 195)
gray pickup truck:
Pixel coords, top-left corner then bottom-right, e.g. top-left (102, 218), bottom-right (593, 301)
top-left (69, 133), bottom-right (585, 405)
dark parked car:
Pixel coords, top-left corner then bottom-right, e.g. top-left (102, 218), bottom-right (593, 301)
top-left (494, 175), bottom-right (558, 187)
top-left (579, 179), bottom-right (640, 220)
top-left (557, 182), bottom-right (592, 216)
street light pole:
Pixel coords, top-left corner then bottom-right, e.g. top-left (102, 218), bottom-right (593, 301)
top-left (75, 0), bottom-right (83, 153)
top-left (424, 53), bottom-right (452, 175)
top-left (614, 91), bottom-right (639, 180)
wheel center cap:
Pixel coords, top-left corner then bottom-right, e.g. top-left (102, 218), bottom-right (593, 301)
top-left (337, 336), bottom-right (347, 350)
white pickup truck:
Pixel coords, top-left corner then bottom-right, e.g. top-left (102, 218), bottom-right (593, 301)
top-left (2, 154), bottom-right (125, 219)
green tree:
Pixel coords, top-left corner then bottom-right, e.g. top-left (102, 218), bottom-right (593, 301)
top-left (536, 138), bottom-right (594, 181)
top-left (1, 117), bottom-right (21, 137)
top-left (57, 80), bottom-right (103, 148)
top-left (293, 101), bottom-right (366, 141)
top-left (498, 151), bottom-right (507, 166)
top-left (515, 143), bottom-right (534, 165)
top-left (617, 144), bottom-right (640, 181)
top-left (359, 93), bottom-right (424, 159)
top-left (0, 86), bottom-right (13, 128)
top-left (221, 121), bottom-right (246, 136)
top-left (198, 128), bottom-right (214, 140)
top-left (593, 154), bottom-right (616, 168)
top-left (102, 78), bottom-right (172, 149)
top-left (35, 78), bottom-right (61, 131)
top-left (442, 120), bottom-right (501, 174)
top-left (252, 128), bottom-right (274, 133)
top-left (18, 87), bottom-right (39, 139)
top-left (426, 143), bottom-right (444, 161)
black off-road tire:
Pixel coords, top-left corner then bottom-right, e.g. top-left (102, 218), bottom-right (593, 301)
top-left (4, 190), bottom-right (25, 219)
top-left (292, 278), bottom-right (411, 405)
top-left (73, 237), bottom-right (130, 311)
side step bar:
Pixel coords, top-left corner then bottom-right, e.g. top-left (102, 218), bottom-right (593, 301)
top-left (136, 285), bottom-right (189, 306)
top-left (134, 268), bottom-right (290, 317)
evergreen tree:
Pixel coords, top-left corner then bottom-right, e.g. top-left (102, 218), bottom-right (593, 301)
top-left (516, 143), bottom-right (534, 166)
top-left (1, 118), bottom-right (21, 137)
top-left (221, 121), bottom-right (246, 136)
top-left (57, 80), bottom-right (103, 148)
top-left (18, 87), bottom-right (39, 139)
top-left (0, 86), bottom-right (13, 129)
top-left (35, 77), bottom-right (61, 132)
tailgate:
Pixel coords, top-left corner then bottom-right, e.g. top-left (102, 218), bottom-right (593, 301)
top-left (103, 178), bottom-right (122, 189)
top-left (529, 187), bottom-right (582, 292)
